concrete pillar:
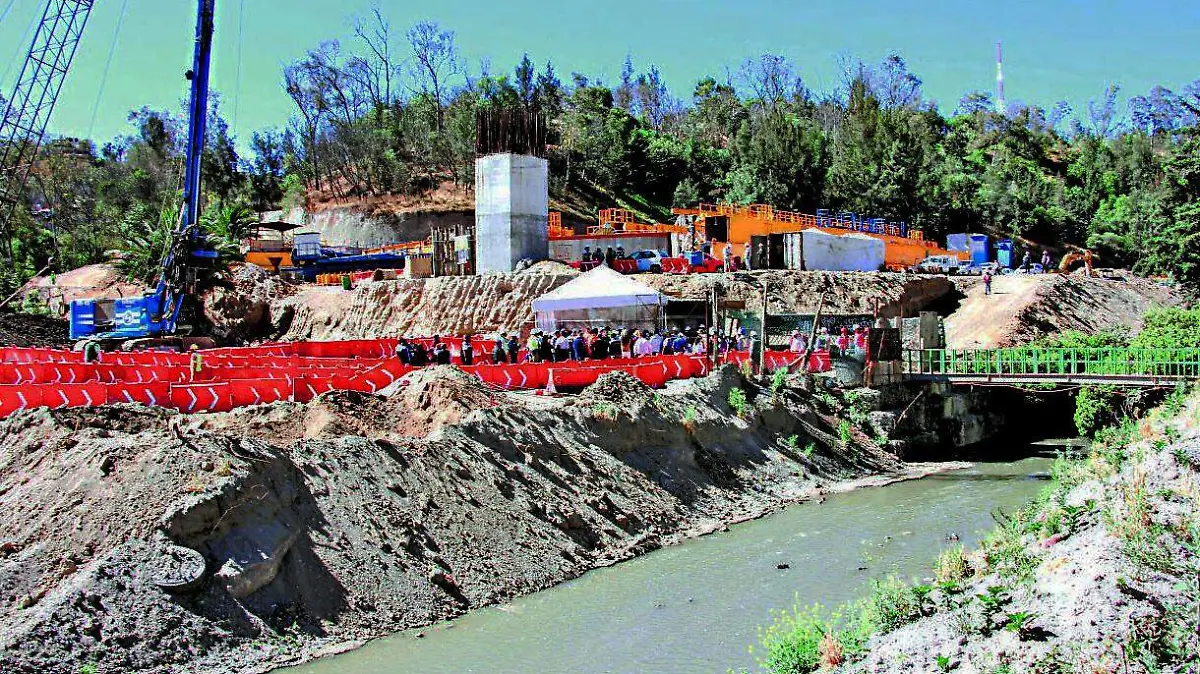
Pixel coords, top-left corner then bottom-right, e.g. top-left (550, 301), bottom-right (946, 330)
top-left (474, 153), bottom-right (549, 273)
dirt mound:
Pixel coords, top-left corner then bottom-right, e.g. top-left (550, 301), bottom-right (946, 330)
top-left (946, 273), bottom-right (1183, 348)
top-left (273, 270), bottom-right (954, 342)
top-left (20, 264), bottom-right (141, 314)
top-left (0, 367), bottom-right (904, 674)
top-left (0, 312), bottom-right (70, 347)
top-left (517, 260), bottom-right (581, 276)
top-left (201, 263), bottom-right (298, 343)
top-left (578, 370), bottom-right (656, 412)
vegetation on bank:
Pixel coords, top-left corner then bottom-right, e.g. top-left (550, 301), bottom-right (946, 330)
top-left (749, 379), bottom-right (1200, 673)
top-left (1029, 307), bottom-right (1200, 436)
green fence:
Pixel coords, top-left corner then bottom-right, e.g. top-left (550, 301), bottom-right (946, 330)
top-left (905, 348), bottom-right (1200, 379)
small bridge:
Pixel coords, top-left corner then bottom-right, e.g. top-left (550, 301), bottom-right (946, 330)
top-left (903, 348), bottom-right (1200, 386)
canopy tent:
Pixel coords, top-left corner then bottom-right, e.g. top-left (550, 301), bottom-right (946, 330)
top-left (531, 265), bottom-right (667, 331)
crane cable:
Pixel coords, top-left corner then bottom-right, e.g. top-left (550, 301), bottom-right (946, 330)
top-left (231, 0), bottom-right (245, 133)
top-left (87, 0), bottom-right (131, 140)
top-left (0, 0), bottom-right (18, 23)
top-left (0, 1), bottom-right (43, 92)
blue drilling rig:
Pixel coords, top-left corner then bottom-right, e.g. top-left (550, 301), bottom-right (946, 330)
top-left (0, 1), bottom-right (222, 349)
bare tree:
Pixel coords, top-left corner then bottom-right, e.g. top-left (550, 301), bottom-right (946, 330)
top-left (350, 5), bottom-right (399, 108)
top-left (738, 54), bottom-right (806, 113)
top-left (406, 20), bottom-right (461, 132)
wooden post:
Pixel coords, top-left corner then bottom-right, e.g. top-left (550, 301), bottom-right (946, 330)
top-left (801, 292), bottom-right (827, 373)
top-left (758, 279), bottom-right (768, 376)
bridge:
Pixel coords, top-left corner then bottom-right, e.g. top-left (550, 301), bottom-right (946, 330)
top-left (903, 348), bottom-right (1200, 386)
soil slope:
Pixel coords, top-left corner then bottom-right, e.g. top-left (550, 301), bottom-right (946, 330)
top-left (945, 271), bottom-right (1182, 348)
top-left (0, 367), bottom-right (911, 674)
top-left (272, 270), bottom-right (954, 341)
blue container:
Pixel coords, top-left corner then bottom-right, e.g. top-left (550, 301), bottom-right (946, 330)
top-left (995, 239), bottom-right (1014, 268)
top-left (969, 234), bottom-right (990, 265)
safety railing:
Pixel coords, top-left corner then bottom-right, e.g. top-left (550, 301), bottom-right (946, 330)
top-left (904, 348), bottom-right (1200, 379)
top-left (693, 203), bottom-right (924, 242)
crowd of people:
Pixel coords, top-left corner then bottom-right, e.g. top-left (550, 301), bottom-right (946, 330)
top-left (394, 323), bottom-right (872, 368)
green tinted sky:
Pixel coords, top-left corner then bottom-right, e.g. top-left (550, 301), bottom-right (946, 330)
top-left (2, 0), bottom-right (1198, 148)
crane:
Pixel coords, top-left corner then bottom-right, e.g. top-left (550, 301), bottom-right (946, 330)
top-left (67, 0), bottom-right (221, 349)
top-left (0, 0), bottom-right (95, 261)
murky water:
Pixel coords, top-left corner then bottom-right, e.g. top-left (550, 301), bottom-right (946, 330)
top-left (286, 452), bottom-right (1054, 674)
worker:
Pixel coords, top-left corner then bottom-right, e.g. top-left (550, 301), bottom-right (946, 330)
top-left (982, 267), bottom-right (993, 295)
top-left (492, 336), bottom-right (507, 364)
top-left (506, 334), bottom-right (520, 364)
top-left (189, 344), bottom-right (202, 381)
top-left (434, 342), bottom-right (452, 365)
top-left (582, 246), bottom-right (592, 263)
top-left (82, 340), bottom-right (101, 364)
top-left (410, 341), bottom-right (428, 366)
top-left (591, 331), bottom-right (609, 360)
top-left (460, 338), bottom-right (474, 366)
top-left (1020, 250), bottom-right (1031, 271)
top-left (788, 330), bottom-right (805, 354)
top-left (1041, 250), bottom-right (1051, 270)
top-left (756, 242), bottom-right (767, 270)
top-left (527, 331), bottom-right (542, 363)
top-left (605, 247), bottom-right (616, 267)
top-left (592, 248), bottom-right (604, 263)
top-left (722, 242), bottom-right (734, 271)
top-left (743, 241), bottom-right (753, 271)
top-left (571, 330), bottom-right (588, 361)
top-left (616, 245), bottom-right (626, 259)
top-left (649, 330), bottom-right (664, 355)
top-left (396, 338), bottom-right (412, 365)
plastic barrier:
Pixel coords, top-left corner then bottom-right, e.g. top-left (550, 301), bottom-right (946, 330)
top-left (227, 379), bottom-right (290, 407)
top-left (107, 382), bottom-right (171, 407)
top-left (43, 383), bottom-right (108, 409)
top-left (293, 378), bottom-right (335, 403)
top-left (661, 258), bottom-right (690, 274)
top-left (611, 259), bottom-right (638, 274)
top-left (169, 383), bottom-right (232, 413)
top-left (0, 386), bottom-right (40, 416)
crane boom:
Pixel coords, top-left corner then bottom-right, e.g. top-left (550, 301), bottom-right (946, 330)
top-left (0, 0), bottom-right (95, 260)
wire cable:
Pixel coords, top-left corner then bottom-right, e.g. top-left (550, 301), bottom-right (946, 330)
top-left (0, 1), bottom-right (43, 90)
top-left (231, 0), bottom-right (245, 134)
top-left (87, 0), bottom-right (131, 140)
top-left (0, 0), bottom-right (18, 24)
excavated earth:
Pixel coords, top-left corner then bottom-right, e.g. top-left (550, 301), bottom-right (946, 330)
top-left (946, 271), bottom-right (1183, 348)
top-left (270, 268), bottom-right (955, 341)
top-left (0, 366), bottom-right (939, 674)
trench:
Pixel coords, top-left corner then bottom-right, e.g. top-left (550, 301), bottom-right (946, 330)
top-left (280, 440), bottom-right (1059, 674)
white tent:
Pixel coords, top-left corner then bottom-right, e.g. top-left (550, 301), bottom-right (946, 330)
top-left (531, 265), bottom-right (666, 330)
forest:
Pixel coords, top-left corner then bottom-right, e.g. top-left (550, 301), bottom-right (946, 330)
top-left (4, 10), bottom-right (1200, 294)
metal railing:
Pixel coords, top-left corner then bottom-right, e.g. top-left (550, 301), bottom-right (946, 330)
top-left (904, 348), bottom-right (1200, 380)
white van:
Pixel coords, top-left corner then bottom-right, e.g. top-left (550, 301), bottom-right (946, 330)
top-left (912, 255), bottom-right (963, 274)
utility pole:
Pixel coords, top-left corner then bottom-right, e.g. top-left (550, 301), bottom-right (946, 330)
top-left (758, 279), bottom-right (768, 376)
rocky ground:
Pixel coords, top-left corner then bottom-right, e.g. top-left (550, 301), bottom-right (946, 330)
top-left (833, 390), bottom-right (1200, 673)
top-left (0, 366), bottom-right (934, 674)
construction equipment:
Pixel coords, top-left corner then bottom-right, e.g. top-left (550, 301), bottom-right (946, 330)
top-left (68, 0), bottom-right (221, 348)
top-left (0, 1), bottom-right (95, 261)
top-left (1058, 250), bottom-right (1096, 277)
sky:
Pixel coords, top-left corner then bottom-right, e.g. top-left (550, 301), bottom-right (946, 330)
top-left (2, 0), bottom-right (1199, 152)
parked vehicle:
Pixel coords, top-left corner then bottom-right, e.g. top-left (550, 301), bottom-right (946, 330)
top-left (630, 249), bottom-right (670, 273)
top-left (911, 255), bottom-right (964, 274)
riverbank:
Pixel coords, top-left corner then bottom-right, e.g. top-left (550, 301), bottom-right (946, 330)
top-left (0, 365), bottom-right (967, 674)
top-left (756, 385), bottom-right (1200, 673)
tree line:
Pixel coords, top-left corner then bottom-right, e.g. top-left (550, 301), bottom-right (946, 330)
top-left (5, 10), bottom-right (1200, 296)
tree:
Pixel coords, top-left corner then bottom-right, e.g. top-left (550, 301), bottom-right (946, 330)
top-left (738, 54), bottom-right (805, 113)
top-left (406, 21), bottom-right (461, 132)
top-left (616, 53), bottom-right (635, 112)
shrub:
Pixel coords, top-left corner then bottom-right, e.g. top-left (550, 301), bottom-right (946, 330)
top-left (728, 388), bottom-right (749, 417)
top-left (934, 545), bottom-right (970, 584)
top-left (1130, 307), bottom-right (1200, 349)
top-left (864, 576), bottom-right (924, 633)
top-left (1074, 385), bottom-right (1122, 437)
top-left (838, 419), bottom-right (853, 450)
top-left (771, 368), bottom-right (788, 394)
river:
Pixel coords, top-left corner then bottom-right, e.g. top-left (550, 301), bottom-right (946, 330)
top-left (284, 450), bottom-right (1056, 674)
